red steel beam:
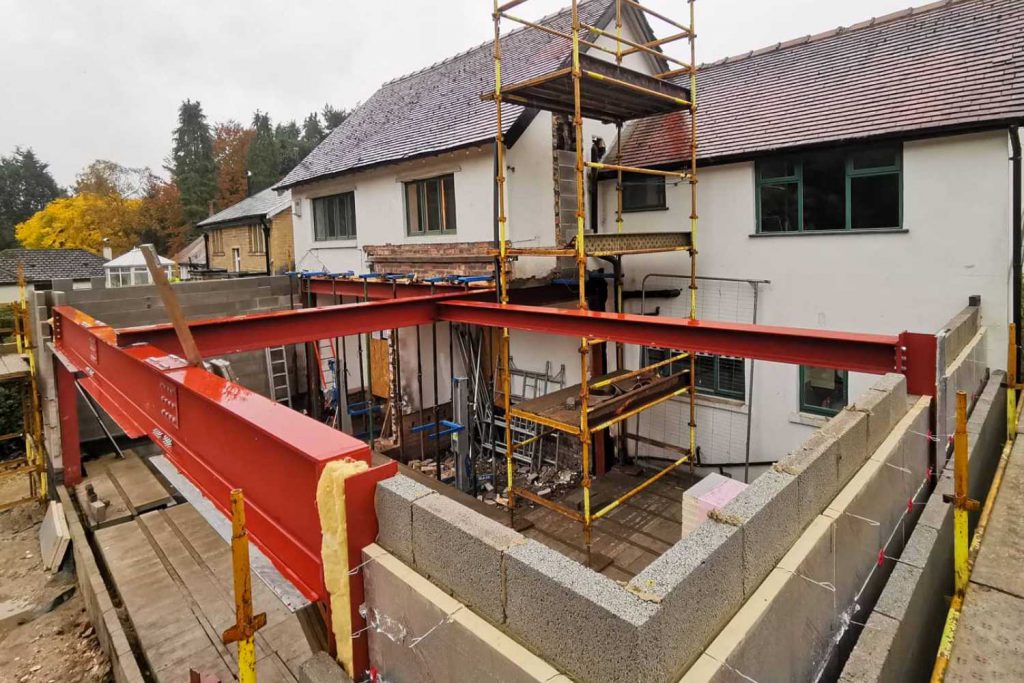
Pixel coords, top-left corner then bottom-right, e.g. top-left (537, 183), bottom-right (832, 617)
top-left (52, 304), bottom-right (374, 602)
top-left (301, 277), bottom-right (472, 300)
top-left (437, 301), bottom-right (937, 394)
top-left (115, 290), bottom-right (474, 357)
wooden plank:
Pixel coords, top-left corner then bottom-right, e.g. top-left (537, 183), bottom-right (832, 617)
top-left (369, 337), bottom-right (390, 399)
top-left (0, 353), bottom-right (29, 381)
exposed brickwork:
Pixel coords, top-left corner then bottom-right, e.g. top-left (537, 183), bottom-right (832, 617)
top-left (269, 211), bottom-right (295, 274)
top-left (364, 242), bottom-right (494, 279)
top-left (207, 213), bottom-right (295, 275)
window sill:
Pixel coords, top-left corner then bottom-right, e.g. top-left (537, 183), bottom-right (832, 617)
top-left (789, 411), bottom-right (830, 428)
top-left (621, 206), bottom-right (669, 214)
top-left (312, 239), bottom-right (358, 248)
top-left (750, 228), bottom-right (907, 238)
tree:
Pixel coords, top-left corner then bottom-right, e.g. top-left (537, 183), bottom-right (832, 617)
top-left (75, 159), bottom-right (153, 198)
top-left (0, 148), bottom-right (64, 250)
top-left (301, 113), bottom-right (326, 150)
top-left (275, 120), bottom-right (303, 178)
top-left (167, 100), bottom-right (216, 226)
top-left (16, 193), bottom-right (143, 253)
top-left (247, 111), bottom-right (280, 194)
top-left (322, 104), bottom-right (350, 133)
top-left (137, 178), bottom-right (189, 256)
top-left (212, 121), bottom-right (254, 211)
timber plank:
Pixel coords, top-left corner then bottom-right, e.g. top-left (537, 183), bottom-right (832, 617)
top-left (95, 450), bottom-right (176, 514)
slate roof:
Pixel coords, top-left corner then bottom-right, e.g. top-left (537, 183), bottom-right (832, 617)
top-left (197, 187), bottom-right (291, 229)
top-left (614, 0), bottom-right (1024, 169)
top-left (0, 248), bottom-right (107, 284)
top-left (275, 0), bottom-right (617, 190)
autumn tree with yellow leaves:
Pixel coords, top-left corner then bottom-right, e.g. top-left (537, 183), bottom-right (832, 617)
top-left (15, 192), bottom-right (143, 253)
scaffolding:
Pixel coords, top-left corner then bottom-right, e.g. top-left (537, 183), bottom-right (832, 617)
top-left (492, 0), bottom-right (698, 559)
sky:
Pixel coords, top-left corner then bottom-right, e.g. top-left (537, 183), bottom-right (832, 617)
top-left (0, 0), bottom-right (935, 188)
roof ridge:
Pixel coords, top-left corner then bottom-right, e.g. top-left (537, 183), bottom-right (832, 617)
top-left (381, 0), bottom-right (604, 88)
top-left (698, 0), bottom-right (968, 70)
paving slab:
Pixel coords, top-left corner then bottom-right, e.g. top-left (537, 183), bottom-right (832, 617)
top-left (946, 584), bottom-right (1024, 683)
top-left (970, 439), bottom-right (1024, 599)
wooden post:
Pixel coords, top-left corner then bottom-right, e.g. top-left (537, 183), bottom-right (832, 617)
top-left (141, 244), bottom-right (203, 367)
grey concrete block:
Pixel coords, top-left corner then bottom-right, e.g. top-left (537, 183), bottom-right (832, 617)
top-left (505, 540), bottom-right (654, 683)
top-left (853, 373), bottom-right (908, 455)
top-left (298, 652), bottom-right (352, 683)
top-left (837, 611), bottom-right (900, 683)
top-left (411, 492), bottom-right (524, 625)
top-left (632, 521), bottom-right (745, 681)
top-left (776, 432), bottom-right (840, 529)
top-left (715, 470), bottom-right (800, 596)
top-left (823, 408), bottom-right (870, 486)
top-left (374, 475), bottom-right (434, 565)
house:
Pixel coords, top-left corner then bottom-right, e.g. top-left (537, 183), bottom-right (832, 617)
top-left (279, 0), bottom-right (1023, 472)
top-left (173, 236), bottom-right (207, 281)
top-left (0, 248), bottom-right (107, 302)
top-left (197, 187), bottom-right (295, 275)
top-left (104, 247), bottom-right (175, 287)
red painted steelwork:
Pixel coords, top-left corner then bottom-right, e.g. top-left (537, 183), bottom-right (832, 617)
top-left (54, 361), bottom-right (82, 486)
top-left (52, 304), bottom-right (371, 602)
top-left (302, 277), bottom-right (471, 300)
top-left (437, 301), bottom-right (936, 392)
top-left (115, 291), bottom-right (474, 357)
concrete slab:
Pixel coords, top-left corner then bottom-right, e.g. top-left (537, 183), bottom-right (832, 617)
top-left (411, 491), bottom-right (525, 624)
top-left (946, 584), bottom-right (1024, 683)
top-left (971, 439), bottom-right (1024, 599)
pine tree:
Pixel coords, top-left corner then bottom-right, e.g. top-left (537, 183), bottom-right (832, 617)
top-left (301, 113), bottom-right (326, 150)
top-left (275, 120), bottom-right (303, 178)
top-left (167, 100), bottom-right (216, 226)
top-left (322, 104), bottom-right (350, 133)
top-left (247, 111), bottom-right (280, 194)
top-left (0, 148), bottom-right (64, 250)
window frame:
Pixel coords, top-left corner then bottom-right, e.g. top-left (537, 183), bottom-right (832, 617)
top-left (404, 173), bottom-right (457, 236)
top-left (210, 230), bottom-right (224, 256)
top-left (798, 365), bottom-right (849, 417)
top-left (755, 144), bottom-right (903, 234)
top-left (312, 191), bottom-right (357, 242)
top-left (642, 348), bottom-right (745, 401)
top-left (248, 224), bottom-right (266, 255)
top-left (621, 173), bottom-right (667, 213)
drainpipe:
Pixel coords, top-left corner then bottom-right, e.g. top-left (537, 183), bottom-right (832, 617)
top-left (261, 218), bottom-right (272, 275)
top-left (202, 232), bottom-right (211, 271)
top-left (1011, 125), bottom-right (1022, 384)
top-left (589, 136), bottom-right (606, 233)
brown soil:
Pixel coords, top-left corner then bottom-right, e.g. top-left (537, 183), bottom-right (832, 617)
top-left (0, 477), bottom-right (111, 682)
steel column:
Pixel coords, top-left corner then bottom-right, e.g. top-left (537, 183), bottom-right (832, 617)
top-left (54, 358), bottom-right (82, 486)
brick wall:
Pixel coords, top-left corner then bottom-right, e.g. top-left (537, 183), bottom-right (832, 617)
top-left (269, 211), bottom-right (295, 275)
top-left (364, 241), bottom-right (494, 279)
top-left (208, 223), bottom-right (267, 273)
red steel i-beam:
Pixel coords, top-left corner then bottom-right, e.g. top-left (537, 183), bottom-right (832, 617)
top-left (51, 304), bottom-right (392, 604)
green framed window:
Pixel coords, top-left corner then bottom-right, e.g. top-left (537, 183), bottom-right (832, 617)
top-left (756, 144), bottom-right (902, 233)
top-left (312, 192), bottom-right (357, 241)
top-left (799, 366), bottom-right (848, 416)
top-left (405, 174), bottom-right (456, 235)
top-left (642, 348), bottom-right (745, 400)
top-left (622, 173), bottom-right (666, 212)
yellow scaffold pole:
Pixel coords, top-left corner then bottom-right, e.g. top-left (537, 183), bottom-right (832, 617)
top-left (221, 489), bottom-right (267, 683)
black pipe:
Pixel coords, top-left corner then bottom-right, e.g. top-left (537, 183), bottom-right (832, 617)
top-left (589, 137), bottom-right (606, 233)
top-left (1011, 125), bottom-right (1022, 384)
top-left (261, 217), bottom-right (272, 275)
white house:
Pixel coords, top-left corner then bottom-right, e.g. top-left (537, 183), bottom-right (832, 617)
top-left (104, 247), bottom-right (175, 288)
top-left (278, 0), bottom-right (1023, 473)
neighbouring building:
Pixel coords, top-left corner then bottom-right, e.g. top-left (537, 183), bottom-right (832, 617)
top-left (104, 247), bottom-right (175, 287)
top-left (173, 236), bottom-right (207, 281)
top-left (276, 0), bottom-right (1023, 473)
top-left (0, 248), bottom-right (107, 302)
top-left (197, 187), bottom-right (295, 276)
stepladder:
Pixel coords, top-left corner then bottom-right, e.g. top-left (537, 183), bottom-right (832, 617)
top-left (264, 346), bottom-right (292, 407)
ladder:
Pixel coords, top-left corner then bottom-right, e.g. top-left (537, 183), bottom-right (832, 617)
top-left (264, 346), bottom-right (292, 407)
top-left (315, 339), bottom-right (338, 405)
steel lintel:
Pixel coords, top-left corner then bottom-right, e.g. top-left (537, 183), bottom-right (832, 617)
top-left (52, 304), bottom-right (375, 602)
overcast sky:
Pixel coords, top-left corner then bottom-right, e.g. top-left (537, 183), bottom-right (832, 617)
top-left (0, 0), bottom-right (932, 188)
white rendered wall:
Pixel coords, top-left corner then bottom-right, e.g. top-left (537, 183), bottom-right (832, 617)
top-left (597, 129), bottom-right (1012, 467)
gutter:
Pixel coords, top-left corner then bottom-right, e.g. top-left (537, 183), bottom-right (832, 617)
top-left (1011, 124), bottom-right (1022, 383)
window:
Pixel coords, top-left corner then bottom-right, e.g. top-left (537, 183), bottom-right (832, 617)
top-left (622, 173), bottom-right (666, 212)
top-left (210, 230), bottom-right (224, 255)
top-left (405, 174), bottom-right (456, 235)
top-left (313, 192), bottom-right (357, 241)
top-left (248, 225), bottom-right (266, 254)
top-left (642, 348), bottom-right (745, 400)
top-left (799, 366), bottom-right (848, 416)
top-left (757, 144), bottom-right (901, 233)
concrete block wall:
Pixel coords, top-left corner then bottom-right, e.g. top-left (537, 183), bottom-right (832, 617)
top-left (38, 276), bottom-right (307, 472)
top-left (372, 374), bottom-right (913, 683)
top-left (934, 302), bottom-right (985, 470)
top-left (684, 394), bottom-right (933, 683)
top-left (839, 371), bottom-right (1007, 683)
